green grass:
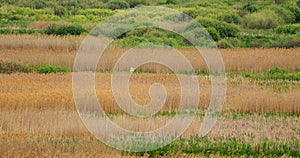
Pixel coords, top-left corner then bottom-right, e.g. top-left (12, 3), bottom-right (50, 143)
top-left (123, 137), bottom-right (300, 157)
top-left (0, 60), bottom-right (70, 74)
top-left (33, 129), bottom-right (300, 157)
top-left (0, 29), bottom-right (42, 34)
top-left (243, 67), bottom-right (300, 81)
top-left (0, 20), bottom-right (30, 28)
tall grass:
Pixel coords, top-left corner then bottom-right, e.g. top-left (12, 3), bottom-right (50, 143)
top-left (0, 35), bottom-right (299, 72)
top-left (0, 73), bottom-right (299, 113)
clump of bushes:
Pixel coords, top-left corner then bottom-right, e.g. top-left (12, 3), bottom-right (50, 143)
top-left (275, 24), bottom-right (300, 34)
top-left (0, 29), bottom-right (39, 34)
top-left (270, 5), bottom-right (296, 24)
top-left (284, 4), bottom-right (300, 23)
top-left (0, 60), bottom-right (70, 74)
top-left (196, 17), bottom-right (239, 38)
top-left (126, 0), bottom-right (149, 8)
top-left (269, 34), bottom-right (300, 48)
top-left (217, 12), bottom-right (241, 24)
top-left (107, 0), bottom-right (129, 10)
top-left (206, 27), bottom-right (221, 41)
top-left (244, 67), bottom-right (300, 81)
top-left (35, 64), bottom-right (69, 74)
top-left (44, 23), bottom-right (87, 35)
top-left (217, 38), bottom-right (241, 48)
top-left (241, 3), bottom-right (258, 13)
top-left (0, 60), bottom-right (32, 74)
top-left (243, 10), bottom-right (281, 29)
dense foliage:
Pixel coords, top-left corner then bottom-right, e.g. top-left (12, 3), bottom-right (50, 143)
top-left (0, 0), bottom-right (299, 48)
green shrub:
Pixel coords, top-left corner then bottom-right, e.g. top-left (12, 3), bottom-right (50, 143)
top-left (270, 5), bottom-right (296, 24)
top-left (181, 8), bottom-right (202, 18)
top-left (284, 4), bottom-right (300, 23)
top-left (217, 39), bottom-right (233, 48)
top-left (126, 0), bottom-right (149, 8)
top-left (217, 38), bottom-right (244, 48)
top-left (206, 27), bottom-right (221, 41)
top-left (36, 64), bottom-right (69, 74)
top-left (196, 17), bottom-right (239, 38)
top-left (0, 60), bottom-right (71, 74)
top-left (243, 10), bottom-right (281, 29)
top-left (182, 27), bottom-right (216, 47)
top-left (0, 29), bottom-right (40, 34)
top-left (269, 34), bottom-right (300, 48)
top-left (116, 27), bottom-right (189, 47)
top-left (78, 9), bottom-right (115, 17)
top-left (166, 0), bottom-right (177, 5)
top-left (107, 0), bottom-right (129, 10)
top-left (267, 67), bottom-right (286, 75)
top-left (244, 67), bottom-right (300, 81)
top-left (0, 20), bottom-right (29, 28)
top-left (241, 3), bottom-right (258, 13)
top-left (8, 15), bottom-right (23, 20)
top-left (44, 24), bottom-right (87, 35)
top-left (217, 12), bottom-right (241, 24)
top-left (66, 15), bottom-right (88, 23)
top-left (275, 24), bottom-right (300, 34)
top-left (54, 6), bottom-right (67, 16)
top-left (0, 60), bottom-right (32, 74)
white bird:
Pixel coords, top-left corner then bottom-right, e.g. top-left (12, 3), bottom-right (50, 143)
top-left (130, 67), bottom-right (135, 73)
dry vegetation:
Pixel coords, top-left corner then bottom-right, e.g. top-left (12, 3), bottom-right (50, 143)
top-left (0, 34), bottom-right (300, 157)
top-left (0, 35), bottom-right (300, 72)
top-left (0, 73), bottom-right (299, 113)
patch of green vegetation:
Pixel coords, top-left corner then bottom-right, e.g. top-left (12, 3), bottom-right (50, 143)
top-left (126, 137), bottom-right (300, 157)
top-left (34, 64), bottom-right (70, 74)
top-left (0, 0), bottom-right (300, 48)
top-left (0, 60), bottom-right (70, 74)
top-left (0, 20), bottom-right (30, 28)
top-left (0, 29), bottom-right (42, 34)
top-left (44, 23), bottom-right (87, 35)
top-left (223, 111), bottom-right (300, 120)
top-left (0, 60), bottom-right (32, 74)
top-left (243, 67), bottom-right (300, 81)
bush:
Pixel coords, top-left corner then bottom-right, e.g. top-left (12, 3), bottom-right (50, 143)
top-left (284, 4), bottom-right (300, 23)
top-left (107, 0), bottom-right (129, 10)
top-left (78, 9), bottom-right (115, 17)
top-left (217, 37), bottom-right (241, 48)
top-left (0, 60), bottom-right (32, 74)
top-left (217, 12), bottom-right (241, 24)
top-left (270, 5), bottom-right (296, 24)
top-left (126, 0), bottom-right (149, 8)
top-left (243, 10), bottom-right (281, 29)
top-left (244, 67), bottom-right (300, 81)
top-left (269, 34), bottom-right (300, 48)
top-left (217, 39), bottom-right (233, 48)
top-left (0, 29), bottom-right (40, 34)
top-left (44, 24), bottom-right (87, 35)
top-left (267, 67), bottom-right (286, 75)
top-left (196, 17), bottom-right (239, 38)
top-left (241, 3), bottom-right (258, 13)
top-left (54, 6), bottom-right (67, 17)
top-left (181, 8), bottom-right (202, 18)
top-left (36, 64), bottom-right (69, 74)
top-left (166, 0), bottom-right (176, 5)
top-left (275, 24), bottom-right (300, 34)
top-left (206, 27), bottom-right (221, 41)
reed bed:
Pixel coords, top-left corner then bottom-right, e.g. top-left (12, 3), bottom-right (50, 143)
top-left (0, 35), bottom-right (300, 72)
top-left (0, 73), bottom-right (299, 113)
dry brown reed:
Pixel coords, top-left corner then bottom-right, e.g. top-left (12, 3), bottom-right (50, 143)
top-left (1, 35), bottom-right (299, 72)
top-left (0, 73), bottom-right (299, 113)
